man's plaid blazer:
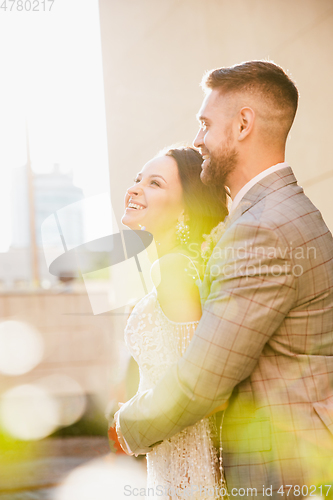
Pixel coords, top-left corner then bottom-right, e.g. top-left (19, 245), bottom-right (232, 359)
top-left (119, 167), bottom-right (333, 498)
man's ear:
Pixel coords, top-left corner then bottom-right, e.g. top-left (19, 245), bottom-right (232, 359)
top-left (237, 107), bottom-right (255, 141)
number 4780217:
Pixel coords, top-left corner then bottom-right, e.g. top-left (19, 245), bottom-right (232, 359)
top-left (0, 1), bottom-right (55, 11)
top-left (277, 485), bottom-right (332, 497)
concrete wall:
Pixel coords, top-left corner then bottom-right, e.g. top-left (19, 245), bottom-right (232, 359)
top-left (0, 291), bottom-right (117, 397)
top-left (99, 0), bottom-right (333, 229)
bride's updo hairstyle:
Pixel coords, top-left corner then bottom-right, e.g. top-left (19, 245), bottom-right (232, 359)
top-left (161, 146), bottom-right (228, 247)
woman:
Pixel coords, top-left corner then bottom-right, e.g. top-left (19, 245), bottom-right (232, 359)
top-left (115, 146), bottom-right (228, 499)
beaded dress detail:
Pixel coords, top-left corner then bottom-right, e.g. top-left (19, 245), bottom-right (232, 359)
top-left (125, 287), bottom-right (226, 500)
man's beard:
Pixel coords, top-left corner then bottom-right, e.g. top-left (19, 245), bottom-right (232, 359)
top-left (200, 144), bottom-right (238, 189)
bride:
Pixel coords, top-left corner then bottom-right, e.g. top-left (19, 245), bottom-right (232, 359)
top-left (115, 146), bottom-right (228, 499)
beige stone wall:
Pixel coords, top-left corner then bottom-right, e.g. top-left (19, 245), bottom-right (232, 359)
top-left (99, 0), bottom-right (333, 230)
top-left (0, 291), bottom-right (117, 398)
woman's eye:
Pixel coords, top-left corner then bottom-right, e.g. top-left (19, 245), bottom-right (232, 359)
top-left (133, 178), bottom-right (159, 186)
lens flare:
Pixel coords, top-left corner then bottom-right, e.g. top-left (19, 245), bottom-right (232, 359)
top-left (55, 456), bottom-right (146, 500)
top-left (0, 384), bottom-right (59, 440)
top-left (0, 321), bottom-right (44, 376)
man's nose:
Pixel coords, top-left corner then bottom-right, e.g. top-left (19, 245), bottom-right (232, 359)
top-left (193, 128), bottom-right (204, 148)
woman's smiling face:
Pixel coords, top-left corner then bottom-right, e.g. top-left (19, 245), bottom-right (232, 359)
top-left (122, 155), bottom-right (185, 238)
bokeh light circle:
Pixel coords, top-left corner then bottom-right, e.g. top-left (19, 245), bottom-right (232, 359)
top-left (0, 320), bottom-right (44, 375)
top-left (55, 456), bottom-right (147, 500)
top-left (0, 384), bottom-right (59, 440)
top-left (36, 374), bottom-right (86, 427)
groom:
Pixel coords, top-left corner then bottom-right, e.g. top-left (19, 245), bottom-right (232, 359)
top-left (117, 61), bottom-right (333, 497)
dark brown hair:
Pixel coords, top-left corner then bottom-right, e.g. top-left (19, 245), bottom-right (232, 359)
top-left (163, 146), bottom-right (228, 244)
top-left (203, 60), bottom-right (298, 132)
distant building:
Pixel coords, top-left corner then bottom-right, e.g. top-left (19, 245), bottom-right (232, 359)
top-left (1, 164), bottom-right (84, 288)
top-left (11, 164), bottom-right (30, 249)
top-left (11, 163), bottom-right (84, 248)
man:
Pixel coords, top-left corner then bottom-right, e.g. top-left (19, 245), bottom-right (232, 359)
top-left (117, 61), bottom-right (333, 498)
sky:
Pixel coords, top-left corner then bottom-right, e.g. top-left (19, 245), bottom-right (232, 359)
top-left (0, 0), bottom-right (110, 251)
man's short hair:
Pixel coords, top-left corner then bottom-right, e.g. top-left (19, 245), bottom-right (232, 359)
top-left (202, 60), bottom-right (299, 137)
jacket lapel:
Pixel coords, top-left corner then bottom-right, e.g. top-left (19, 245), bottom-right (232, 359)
top-left (199, 167), bottom-right (299, 303)
top-left (224, 166), bottom-right (298, 229)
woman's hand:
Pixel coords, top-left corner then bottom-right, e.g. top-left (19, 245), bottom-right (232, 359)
top-left (205, 401), bottom-right (229, 418)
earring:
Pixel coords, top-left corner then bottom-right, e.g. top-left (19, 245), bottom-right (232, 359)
top-left (176, 213), bottom-right (190, 246)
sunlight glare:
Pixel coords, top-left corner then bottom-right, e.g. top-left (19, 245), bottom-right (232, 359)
top-left (0, 0), bottom-right (110, 252)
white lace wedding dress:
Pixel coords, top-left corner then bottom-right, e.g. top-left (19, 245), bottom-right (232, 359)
top-left (125, 286), bottom-right (227, 500)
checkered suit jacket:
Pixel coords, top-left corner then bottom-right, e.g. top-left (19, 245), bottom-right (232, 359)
top-left (119, 167), bottom-right (333, 497)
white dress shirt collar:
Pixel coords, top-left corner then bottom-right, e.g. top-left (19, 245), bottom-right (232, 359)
top-left (229, 162), bottom-right (288, 214)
